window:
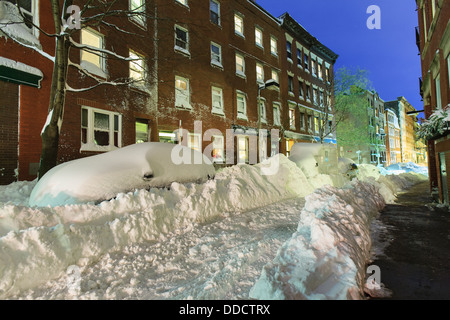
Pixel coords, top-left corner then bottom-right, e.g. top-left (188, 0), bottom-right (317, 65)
top-left (318, 63), bottom-right (323, 79)
top-left (255, 27), bottom-right (263, 48)
top-left (256, 63), bottom-right (264, 83)
top-left (311, 58), bottom-right (317, 76)
top-left (237, 92), bottom-right (247, 120)
top-left (135, 119), bottom-right (150, 143)
top-left (211, 42), bottom-right (222, 68)
top-left (236, 53), bottom-right (245, 77)
top-left (129, 0), bottom-right (146, 26)
top-left (238, 136), bottom-right (249, 164)
top-left (314, 117), bottom-right (320, 133)
top-left (234, 13), bottom-right (244, 36)
top-left (159, 130), bottom-right (177, 144)
top-left (304, 53), bottom-right (309, 71)
top-left (211, 86), bottom-right (224, 114)
top-left (326, 67), bottom-right (330, 82)
top-left (271, 70), bottom-right (279, 84)
top-left (287, 41), bottom-right (292, 60)
top-left (307, 115), bottom-right (313, 130)
top-left (270, 37), bottom-right (277, 56)
top-left (210, 0), bottom-right (220, 25)
top-left (259, 100), bottom-right (267, 123)
top-left (212, 136), bottom-right (224, 162)
top-left (327, 93), bottom-right (332, 110)
top-left (129, 50), bottom-right (146, 85)
top-left (306, 84), bottom-right (311, 101)
top-left (435, 73), bottom-right (442, 109)
top-left (319, 91), bottom-right (324, 106)
top-left (313, 88), bottom-right (318, 105)
top-left (289, 107), bottom-right (296, 129)
top-left (288, 76), bottom-right (294, 94)
top-left (298, 80), bottom-right (304, 98)
top-left (175, 25), bottom-right (189, 54)
top-left (81, 106), bottom-right (121, 151)
top-left (175, 76), bottom-right (191, 109)
top-left (297, 49), bottom-right (302, 68)
top-left (80, 28), bottom-right (105, 76)
top-left (188, 133), bottom-right (202, 153)
top-left (286, 140), bottom-right (294, 157)
top-left (6, 0), bottom-right (36, 33)
top-left (273, 103), bottom-right (281, 126)
top-left (300, 112), bottom-right (305, 128)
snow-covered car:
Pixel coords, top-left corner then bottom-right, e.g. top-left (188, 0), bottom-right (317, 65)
top-left (29, 142), bottom-right (215, 207)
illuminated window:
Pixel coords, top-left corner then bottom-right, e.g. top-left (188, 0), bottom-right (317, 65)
top-left (81, 106), bottom-right (121, 151)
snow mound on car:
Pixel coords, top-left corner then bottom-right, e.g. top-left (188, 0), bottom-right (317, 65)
top-left (29, 142), bottom-right (215, 207)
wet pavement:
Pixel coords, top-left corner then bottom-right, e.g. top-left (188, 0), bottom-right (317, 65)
top-left (371, 181), bottom-right (450, 300)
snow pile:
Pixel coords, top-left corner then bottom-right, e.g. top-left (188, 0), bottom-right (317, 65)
top-left (249, 180), bottom-right (385, 300)
top-left (29, 142), bottom-right (216, 207)
top-left (384, 162), bottom-right (428, 177)
top-left (0, 154), bottom-right (316, 297)
top-left (0, 1), bottom-right (41, 48)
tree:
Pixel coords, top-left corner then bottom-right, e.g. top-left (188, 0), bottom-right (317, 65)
top-left (0, 0), bottom-right (154, 179)
top-left (333, 66), bottom-right (375, 149)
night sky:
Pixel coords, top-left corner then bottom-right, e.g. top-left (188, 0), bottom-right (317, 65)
top-left (256, 0), bottom-right (423, 117)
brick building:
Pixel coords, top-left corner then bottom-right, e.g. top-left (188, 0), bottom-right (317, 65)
top-left (416, 0), bottom-right (450, 202)
top-left (0, 0), bottom-right (337, 184)
top-left (384, 108), bottom-right (401, 165)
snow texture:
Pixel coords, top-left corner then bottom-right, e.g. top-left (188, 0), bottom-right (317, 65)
top-left (0, 56), bottom-right (43, 77)
top-left (0, 151), bottom-right (427, 299)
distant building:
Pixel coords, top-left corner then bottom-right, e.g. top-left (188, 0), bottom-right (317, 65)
top-left (416, 0), bottom-right (450, 202)
top-left (384, 108), bottom-right (401, 165)
top-left (385, 97), bottom-right (418, 164)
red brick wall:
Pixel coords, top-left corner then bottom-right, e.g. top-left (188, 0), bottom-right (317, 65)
top-left (0, 82), bottom-right (19, 184)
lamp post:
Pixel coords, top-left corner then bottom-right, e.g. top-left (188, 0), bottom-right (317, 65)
top-left (257, 79), bottom-right (279, 161)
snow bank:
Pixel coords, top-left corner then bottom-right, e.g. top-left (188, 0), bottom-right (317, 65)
top-left (29, 142), bottom-right (216, 207)
top-left (249, 181), bottom-right (385, 300)
top-left (0, 154), bottom-right (315, 297)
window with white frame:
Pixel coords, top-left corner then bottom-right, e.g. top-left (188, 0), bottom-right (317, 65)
top-left (234, 13), bottom-right (244, 36)
top-left (273, 103), bottom-right (281, 126)
top-left (6, 0), bottom-right (37, 34)
top-left (304, 53), bottom-right (309, 71)
top-left (210, 0), bottom-right (220, 25)
top-left (80, 28), bottom-right (106, 77)
top-left (314, 116), bottom-right (320, 133)
top-left (313, 88), bottom-right (318, 105)
top-left (311, 58), bottom-right (317, 76)
top-left (289, 105), bottom-right (296, 129)
top-left (211, 42), bottom-right (222, 68)
top-left (307, 114), bottom-right (313, 131)
top-left (174, 25), bottom-right (189, 55)
top-left (270, 36), bottom-right (277, 56)
top-left (255, 27), bottom-right (263, 48)
top-left (212, 135), bottom-right (224, 162)
top-left (175, 76), bottom-right (191, 109)
top-left (129, 50), bottom-right (146, 85)
top-left (236, 92), bottom-right (247, 120)
top-left (235, 53), bottom-right (245, 77)
top-left (259, 99), bottom-right (267, 123)
top-left (256, 63), bottom-right (264, 83)
top-left (211, 86), bottom-right (224, 114)
top-left (299, 112), bottom-right (305, 129)
top-left (188, 133), bottom-right (202, 153)
top-left (319, 90), bottom-right (324, 106)
top-left (305, 84), bottom-right (311, 101)
top-left (238, 136), bottom-right (249, 164)
top-left (81, 106), bottom-right (121, 151)
top-left (129, 0), bottom-right (146, 26)
top-left (318, 63), bottom-right (323, 79)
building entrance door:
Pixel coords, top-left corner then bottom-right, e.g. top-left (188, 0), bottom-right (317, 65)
top-left (439, 152), bottom-right (448, 204)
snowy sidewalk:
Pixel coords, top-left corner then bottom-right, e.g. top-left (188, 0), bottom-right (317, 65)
top-left (370, 181), bottom-right (450, 299)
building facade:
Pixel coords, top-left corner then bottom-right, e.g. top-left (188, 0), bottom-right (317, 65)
top-left (416, 0), bottom-right (450, 202)
top-left (0, 0), bottom-right (338, 184)
top-left (384, 108), bottom-right (401, 165)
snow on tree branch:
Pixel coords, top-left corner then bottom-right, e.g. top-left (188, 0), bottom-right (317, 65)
top-left (417, 104), bottom-right (450, 140)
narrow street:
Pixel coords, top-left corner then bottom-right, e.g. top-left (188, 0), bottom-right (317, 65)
top-left (371, 181), bottom-right (450, 299)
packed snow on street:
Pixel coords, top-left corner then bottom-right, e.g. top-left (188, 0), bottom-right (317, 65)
top-left (0, 142), bottom-right (428, 300)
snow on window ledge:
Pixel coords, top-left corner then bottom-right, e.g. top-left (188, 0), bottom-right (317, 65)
top-left (237, 114), bottom-right (248, 121)
top-left (212, 108), bottom-right (225, 116)
top-left (211, 60), bottom-right (223, 70)
top-left (174, 45), bottom-right (190, 57)
top-left (80, 143), bottom-right (118, 153)
top-left (80, 61), bottom-right (107, 79)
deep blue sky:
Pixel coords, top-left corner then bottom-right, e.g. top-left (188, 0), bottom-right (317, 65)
top-left (256, 0), bottom-right (423, 114)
